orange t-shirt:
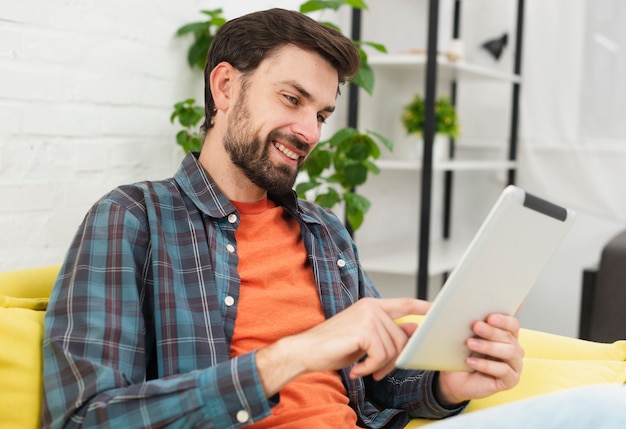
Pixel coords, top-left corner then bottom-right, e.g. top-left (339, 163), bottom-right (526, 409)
top-left (229, 198), bottom-right (358, 428)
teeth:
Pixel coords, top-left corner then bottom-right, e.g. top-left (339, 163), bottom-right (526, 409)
top-left (275, 142), bottom-right (299, 160)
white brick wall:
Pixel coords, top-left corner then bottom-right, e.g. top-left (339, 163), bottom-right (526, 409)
top-left (0, 0), bottom-right (307, 270)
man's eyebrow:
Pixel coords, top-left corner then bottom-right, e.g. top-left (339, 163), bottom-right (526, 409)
top-left (282, 80), bottom-right (336, 113)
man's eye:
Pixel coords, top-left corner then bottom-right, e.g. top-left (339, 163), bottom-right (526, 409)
top-left (317, 114), bottom-right (327, 124)
top-left (285, 95), bottom-right (298, 105)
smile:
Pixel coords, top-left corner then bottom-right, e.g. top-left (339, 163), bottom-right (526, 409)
top-left (274, 142), bottom-right (300, 161)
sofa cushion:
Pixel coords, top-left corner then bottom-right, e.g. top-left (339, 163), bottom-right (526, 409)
top-left (0, 294), bottom-right (49, 429)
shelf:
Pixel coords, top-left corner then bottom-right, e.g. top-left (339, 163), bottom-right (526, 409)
top-left (368, 53), bottom-right (521, 83)
top-left (359, 238), bottom-right (470, 277)
top-left (350, 1), bottom-right (523, 299)
top-left (376, 159), bottom-right (518, 171)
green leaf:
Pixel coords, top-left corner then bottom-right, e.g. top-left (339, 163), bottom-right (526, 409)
top-left (300, 1), bottom-right (344, 13)
top-left (345, 191), bottom-right (371, 231)
top-left (189, 136), bottom-right (203, 153)
top-left (300, 0), bottom-right (367, 13)
top-left (314, 139), bottom-right (332, 150)
top-left (178, 108), bottom-right (202, 128)
top-left (212, 17), bottom-right (227, 27)
top-left (319, 21), bottom-right (342, 32)
top-left (176, 130), bottom-right (189, 148)
top-left (344, 191), bottom-right (371, 213)
top-left (363, 159), bottom-right (380, 174)
top-left (193, 106), bottom-right (205, 119)
top-left (365, 136), bottom-right (381, 160)
top-left (325, 173), bottom-right (342, 185)
top-left (200, 9), bottom-right (226, 24)
top-left (315, 188), bottom-right (341, 208)
top-left (346, 207), bottom-right (364, 231)
top-left (295, 180), bottom-right (321, 197)
top-left (342, 163), bottom-right (368, 187)
top-left (353, 62), bottom-right (374, 94)
top-left (331, 150), bottom-right (350, 172)
top-left (368, 129), bottom-right (394, 152)
top-left (199, 9), bottom-right (223, 18)
top-left (343, 137), bottom-right (371, 161)
top-left (358, 47), bottom-right (369, 65)
top-left (303, 148), bottom-right (332, 178)
top-left (346, 210), bottom-right (364, 231)
top-left (357, 40), bottom-right (387, 54)
top-left (187, 37), bottom-right (213, 69)
top-left (345, 0), bottom-right (369, 9)
top-left (328, 127), bottom-right (359, 147)
top-left (172, 99), bottom-right (202, 125)
top-left (176, 21), bottom-right (212, 36)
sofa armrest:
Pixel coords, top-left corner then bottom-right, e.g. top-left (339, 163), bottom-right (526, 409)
top-left (0, 265), bottom-right (60, 298)
top-left (519, 327), bottom-right (626, 361)
top-left (401, 315), bottom-right (626, 428)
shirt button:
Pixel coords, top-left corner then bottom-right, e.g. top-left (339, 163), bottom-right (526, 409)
top-left (337, 259), bottom-right (346, 268)
top-left (224, 296), bottom-right (235, 307)
top-left (228, 213), bottom-right (237, 223)
top-left (226, 244), bottom-right (235, 253)
top-left (236, 409), bottom-right (250, 423)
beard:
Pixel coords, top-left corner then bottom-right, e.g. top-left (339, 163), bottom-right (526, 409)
top-left (223, 88), bottom-right (310, 195)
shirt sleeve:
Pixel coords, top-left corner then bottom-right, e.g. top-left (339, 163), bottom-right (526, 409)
top-left (42, 196), bottom-right (275, 428)
top-left (364, 369), bottom-right (468, 420)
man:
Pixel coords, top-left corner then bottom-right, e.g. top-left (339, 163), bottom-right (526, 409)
top-left (43, 8), bottom-right (523, 428)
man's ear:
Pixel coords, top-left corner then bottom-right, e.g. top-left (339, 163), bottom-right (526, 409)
top-left (210, 62), bottom-right (238, 112)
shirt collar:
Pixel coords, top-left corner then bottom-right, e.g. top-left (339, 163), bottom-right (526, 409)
top-left (174, 152), bottom-right (303, 220)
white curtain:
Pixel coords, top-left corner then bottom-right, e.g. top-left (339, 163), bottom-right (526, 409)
top-left (519, 0), bottom-right (626, 223)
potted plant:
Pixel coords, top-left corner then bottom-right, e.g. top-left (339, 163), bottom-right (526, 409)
top-left (170, 8), bottom-right (227, 154)
top-left (401, 94), bottom-right (459, 139)
top-left (170, 1), bottom-right (392, 232)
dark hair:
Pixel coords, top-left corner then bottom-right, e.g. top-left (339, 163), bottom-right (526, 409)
top-left (201, 8), bottom-right (361, 131)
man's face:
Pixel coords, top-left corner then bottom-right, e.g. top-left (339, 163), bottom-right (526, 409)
top-left (223, 45), bottom-right (338, 195)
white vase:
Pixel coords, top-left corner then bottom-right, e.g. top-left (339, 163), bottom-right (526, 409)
top-left (413, 134), bottom-right (450, 163)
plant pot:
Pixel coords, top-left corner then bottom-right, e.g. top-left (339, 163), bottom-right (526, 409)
top-left (409, 134), bottom-right (450, 163)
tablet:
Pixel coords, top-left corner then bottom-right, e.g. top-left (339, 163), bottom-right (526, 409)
top-left (395, 185), bottom-right (576, 371)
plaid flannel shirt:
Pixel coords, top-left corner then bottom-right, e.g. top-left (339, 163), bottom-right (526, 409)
top-left (43, 152), bottom-right (464, 428)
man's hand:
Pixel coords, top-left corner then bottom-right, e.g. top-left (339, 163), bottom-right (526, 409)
top-left (436, 313), bottom-right (524, 406)
top-left (255, 297), bottom-right (431, 397)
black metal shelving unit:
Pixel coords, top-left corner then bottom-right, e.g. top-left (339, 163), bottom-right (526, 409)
top-left (416, 0), bottom-right (525, 299)
top-left (347, 0), bottom-right (525, 299)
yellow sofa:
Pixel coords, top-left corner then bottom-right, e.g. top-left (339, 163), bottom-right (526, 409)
top-left (1, 266), bottom-right (625, 429)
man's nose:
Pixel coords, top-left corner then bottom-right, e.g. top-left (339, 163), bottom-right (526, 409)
top-left (291, 110), bottom-right (321, 146)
